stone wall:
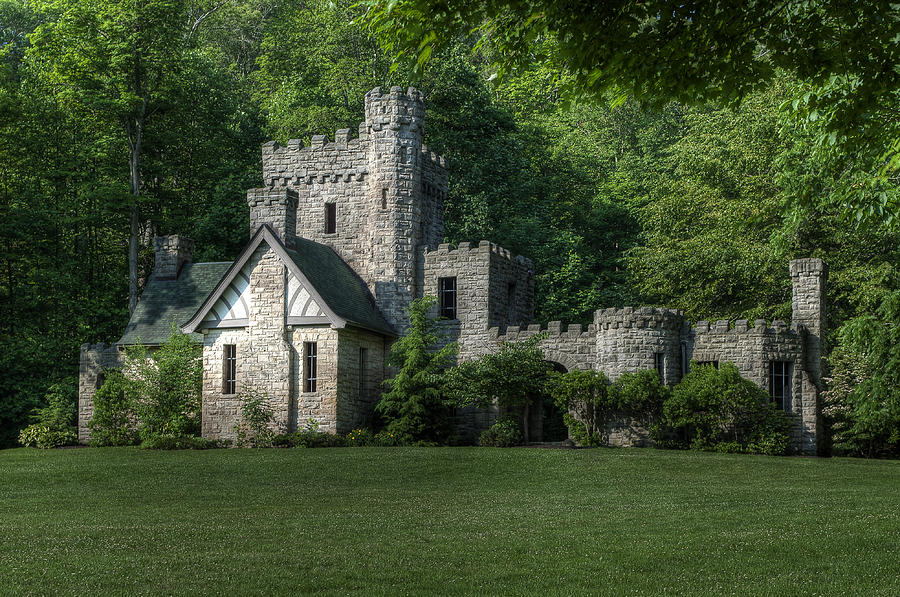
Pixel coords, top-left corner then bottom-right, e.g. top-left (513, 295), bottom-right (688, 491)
top-left (288, 326), bottom-right (339, 433)
top-left (247, 188), bottom-right (298, 247)
top-left (256, 86), bottom-right (449, 331)
top-left (77, 343), bottom-right (121, 444)
top-left (201, 328), bottom-right (249, 439)
top-left (595, 308), bottom-right (684, 383)
top-left (790, 258), bottom-right (827, 454)
top-left (424, 240), bottom-right (534, 356)
top-left (335, 327), bottom-right (388, 433)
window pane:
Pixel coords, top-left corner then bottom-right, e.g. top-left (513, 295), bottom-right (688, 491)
top-left (325, 204), bottom-right (336, 234)
top-left (224, 344), bottom-right (236, 394)
top-left (439, 276), bottom-right (457, 319)
top-left (305, 342), bottom-right (318, 392)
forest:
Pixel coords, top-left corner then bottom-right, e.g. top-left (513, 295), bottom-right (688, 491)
top-left (1, 0), bottom-right (898, 454)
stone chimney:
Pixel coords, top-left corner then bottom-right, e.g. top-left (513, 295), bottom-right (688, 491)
top-left (789, 257), bottom-right (827, 455)
top-left (154, 235), bottom-right (194, 280)
top-left (247, 187), bottom-right (298, 248)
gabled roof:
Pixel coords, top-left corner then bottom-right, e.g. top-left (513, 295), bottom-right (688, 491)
top-left (118, 262), bottom-right (232, 346)
top-left (182, 226), bottom-right (395, 337)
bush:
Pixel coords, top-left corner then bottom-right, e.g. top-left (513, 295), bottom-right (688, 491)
top-left (18, 378), bottom-right (78, 449)
top-left (478, 417), bottom-right (523, 447)
top-left (88, 369), bottom-right (140, 446)
top-left (546, 369), bottom-right (614, 446)
top-left (662, 362), bottom-right (792, 455)
top-left (18, 425), bottom-right (77, 449)
top-left (234, 386), bottom-right (276, 448)
top-left (376, 297), bottom-right (458, 444)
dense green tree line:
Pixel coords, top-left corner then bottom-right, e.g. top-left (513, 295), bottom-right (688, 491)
top-left (1, 0), bottom-right (896, 453)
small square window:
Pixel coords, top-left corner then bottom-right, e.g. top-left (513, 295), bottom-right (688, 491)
top-left (439, 277), bottom-right (457, 319)
top-left (325, 204), bottom-right (336, 234)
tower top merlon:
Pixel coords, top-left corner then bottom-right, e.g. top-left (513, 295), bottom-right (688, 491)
top-left (364, 86), bottom-right (426, 136)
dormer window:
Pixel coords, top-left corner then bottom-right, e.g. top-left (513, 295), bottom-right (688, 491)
top-left (325, 203), bottom-right (336, 234)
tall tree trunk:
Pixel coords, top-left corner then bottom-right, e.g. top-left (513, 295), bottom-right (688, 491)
top-left (127, 107), bottom-right (144, 315)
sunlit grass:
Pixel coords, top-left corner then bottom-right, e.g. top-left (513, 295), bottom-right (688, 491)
top-left (1, 447), bottom-right (897, 595)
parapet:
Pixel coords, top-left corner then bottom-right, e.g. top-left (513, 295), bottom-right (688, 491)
top-left (364, 86), bottom-right (426, 134)
top-left (426, 240), bottom-right (534, 269)
top-left (488, 321), bottom-right (596, 343)
top-left (789, 258), bottom-right (827, 277)
top-left (691, 318), bottom-right (803, 336)
top-left (594, 307), bottom-right (684, 330)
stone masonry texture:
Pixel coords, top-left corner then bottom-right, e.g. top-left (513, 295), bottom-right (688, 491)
top-left (79, 86), bottom-right (827, 455)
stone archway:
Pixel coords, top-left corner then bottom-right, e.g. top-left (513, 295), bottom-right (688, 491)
top-left (525, 360), bottom-right (570, 443)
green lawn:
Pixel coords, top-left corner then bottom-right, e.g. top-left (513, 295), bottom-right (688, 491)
top-left (0, 447), bottom-right (897, 595)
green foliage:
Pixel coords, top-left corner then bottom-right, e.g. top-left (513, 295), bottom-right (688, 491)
top-left (825, 292), bottom-right (900, 457)
top-left (547, 368), bottom-right (668, 447)
top-left (17, 378), bottom-right (78, 449)
top-left (233, 386), bottom-right (276, 448)
top-left (478, 416), bottom-right (523, 447)
top-left (446, 335), bottom-right (551, 442)
top-left (88, 370), bottom-right (139, 447)
top-left (546, 369), bottom-right (613, 447)
top-left (376, 297), bottom-right (457, 444)
top-left (127, 328), bottom-right (203, 441)
top-left (662, 363), bottom-right (792, 455)
top-left (88, 328), bottom-right (201, 445)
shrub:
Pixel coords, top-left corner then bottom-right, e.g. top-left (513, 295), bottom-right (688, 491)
top-left (612, 369), bottom-right (669, 426)
top-left (234, 386), bottom-right (276, 448)
top-left (662, 362), bottom-right (792, 455)
top-left (446, 334), bottom-right (552, 442)
top-left (88, 369), bottom-right (140, 446)
top-left (546, 369), bottom-right (614, 446)
top-left (478, 417), bottom-right (523, 447)
top-left (376, 297), bottom-right (458, 444)
top-left (18, 378), bottom-right (78, 449)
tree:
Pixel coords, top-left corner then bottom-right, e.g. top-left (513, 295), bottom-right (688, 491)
top-left (29, 0), bottom-right (192, 313)
top-left (375, 297), bottom-right (458, 443)
top-left (826, 291), bottom-right (900, 457)
top-left (445, 335), bottom-right (551, 442)
top-left (362, 0), bottom-right (900, 228)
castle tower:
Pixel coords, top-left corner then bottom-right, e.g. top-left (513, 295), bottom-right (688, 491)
top-left (790, 258), bottom-right (827, 454)
top-left (363, 86), bottom-right (426, 330)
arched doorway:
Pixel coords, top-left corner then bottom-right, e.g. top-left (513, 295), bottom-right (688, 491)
top-left (526, 361), bottom-right (569, 443)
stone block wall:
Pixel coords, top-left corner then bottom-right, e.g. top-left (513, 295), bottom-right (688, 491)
top-left (595, 308), bottom-right (684, 383)
top-left (288, 326), bottom-right (339, 433)
top-left (424, 241), bottom-right (534, 356)
top-left (201, 328), bottom-right (249, 439)
top-left (256, 86), bottom-right (449, 332)
top-left (77, 343), bottom-right (121, 443)
top-left (247, 187), bottom-right (298, 247)
top-left (335, 327), bottom-right (388, 433)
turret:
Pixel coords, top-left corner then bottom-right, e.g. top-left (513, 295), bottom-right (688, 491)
top-left (363, 86), bottom-right (427, 329)
top-left (790, 258), bottom-right (827, 454)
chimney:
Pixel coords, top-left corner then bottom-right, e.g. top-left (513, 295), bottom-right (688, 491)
top-left (247, 187), bottom-right (298, 248)
top-left (154, 235), bottom-right (194, 280)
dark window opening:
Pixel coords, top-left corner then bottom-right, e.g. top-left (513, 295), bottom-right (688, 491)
top-left (439, 277), bottom-right (457, 319)
top-left (358, 347), bottom-right (368, 397)
top-left (655, 352), bottom-right (665, 381)
top-left (507, 282), bottom-right (517, 325)
top-left (680, 343), bottom-right (688, 378)
top-left (769, 361), bottom-right (792, 412)
top-left (381, 188), bottom-right (387, 209)
top-left (304, 342), bottom-right (318, 392)
top-left (224, 344), bottom-right (237, 394)
top-left (325, 203), bottom-right (336, 234)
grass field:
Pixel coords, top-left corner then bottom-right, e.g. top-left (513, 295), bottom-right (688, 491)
top-left (0, 447), bottom-right (897, 595)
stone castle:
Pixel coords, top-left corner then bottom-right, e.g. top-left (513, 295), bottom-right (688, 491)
top-left (78, 86), bottom-right (827, 454)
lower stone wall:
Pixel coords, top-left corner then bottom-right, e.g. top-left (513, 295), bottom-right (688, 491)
top-left (78, 343), bottom-right (122, 444)
top-left (201, 328), bottom-right (249, 440)
top-left (288, 326), bottom-right (339, 433)
top-left (335, 327), bottom-right (388, 433)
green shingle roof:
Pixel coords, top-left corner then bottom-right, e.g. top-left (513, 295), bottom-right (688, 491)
top-left (285, 237), bottom-right (395, 336)
top-left (118, 262), bottom-right (231, 346)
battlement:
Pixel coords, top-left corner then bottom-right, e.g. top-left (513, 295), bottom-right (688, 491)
top-left (364, 86), bottom-right (426, 135)
top-left (490, 321), bottom-right (596, 343)
top-left (691, 319), bottom-right (803, 336)
top-left (594, 307), bottom-right (684, 330)
top-left (427, 240), bottom-right (533, 267)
